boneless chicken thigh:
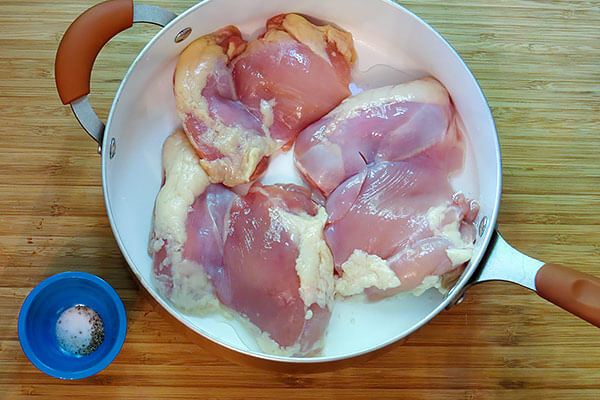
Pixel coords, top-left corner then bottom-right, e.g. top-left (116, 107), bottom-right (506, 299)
top-left (150, 133), bottom-right (334, 355)
top-left (294, 78), bottom-right (457, 196)
top-left (150, 130), bottom-right (235, 313)
top-left (233, 14), bottom-right (356, 144)
top-left (292, 78), bottom-right (477, 297)
top-left (174, 26), bottom-right (274, 187)
top-left (175, 14), bottom-right (356, 187)
top-left (222, 184), bottom-right (334, 355)
top-left (326, 158), bottom-right (478, 298)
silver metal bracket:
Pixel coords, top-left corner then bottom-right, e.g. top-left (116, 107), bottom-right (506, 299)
top-left (69, 4), bottom-right (177, 152)
top-left (71, 95), bottom-right (105, 147)
top-left (133, 4), bottom-right (178, 26)
top-left (446, 230), bottom-right (544, 309)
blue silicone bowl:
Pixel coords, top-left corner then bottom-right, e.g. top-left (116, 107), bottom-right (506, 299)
top-left (18, 271), bottom-right (127, 379)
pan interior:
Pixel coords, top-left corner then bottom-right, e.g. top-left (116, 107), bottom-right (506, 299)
top-left (102, 0), bottom-right (500, 361)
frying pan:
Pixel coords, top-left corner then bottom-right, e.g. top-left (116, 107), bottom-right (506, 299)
top-left (54, 0), bottom-right (600, 367)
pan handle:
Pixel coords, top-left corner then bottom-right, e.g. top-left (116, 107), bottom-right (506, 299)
top-left (535, 263), bottom-right (600, 327)
top-left (55, 0), bottom-right (176, 147)
top-left (461, 230), bottom-right (600, 328)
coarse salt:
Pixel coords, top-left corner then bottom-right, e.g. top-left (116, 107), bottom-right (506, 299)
top-left (55, 305), bottom-right (104, 356)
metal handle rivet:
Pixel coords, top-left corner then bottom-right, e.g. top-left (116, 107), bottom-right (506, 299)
top-left (109, 138), bottom-right (116, 159)
top-left (478, 216), bottom-right (488, 237)
top-left (175, 27), bottom-right (192, 43)
top-left (445, 293), bottom-right (466, 310)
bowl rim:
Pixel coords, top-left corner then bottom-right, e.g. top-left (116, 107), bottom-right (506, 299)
top-left (17, 271), bottom-right (127, 380)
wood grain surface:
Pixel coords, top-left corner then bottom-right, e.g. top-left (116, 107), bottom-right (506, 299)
top-left (1, 0), bottom-right (599, 398)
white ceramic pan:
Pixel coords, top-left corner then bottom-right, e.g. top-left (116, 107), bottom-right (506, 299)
top-left (55, 0), bottom-right (600, 367)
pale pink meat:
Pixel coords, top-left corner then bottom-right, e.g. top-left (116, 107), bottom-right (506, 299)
top-left (150, 133), bottom-right (331, 354)
top-left (152, 184), bottom-right (237, 299)
top-left (175, 26), bottom-right (272, 186)
top-left (325, 156), bottom-right (478, 296)
top-left (175, 16), bottom-right (356, 186)
top-left (326, 158), bottom-right (450, 267)
top-left (177, 26), bottom-right (255, 161)
top-left (295, 78), bottom-right (457, 196)
top-left (222, 184), bottom-right (330, 353)
top-left (152, 182), bottom-right (331, 353)
top-left (233, 13), bottom-right (355, 143)
top-left (183, 60), bottom-right (265, 163)
top-left (182, 185), bottom-right (238, 277)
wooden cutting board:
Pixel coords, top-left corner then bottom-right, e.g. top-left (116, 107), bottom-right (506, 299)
top-left (1, 0), bottom-right (598, 398)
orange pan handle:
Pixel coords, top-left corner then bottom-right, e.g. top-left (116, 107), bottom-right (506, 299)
top-left (535, 263), bottom-right (600, 327)
top-left (55, 0), bottom-right (134, 105)
top-left (459, 231), bottom-right (599, 328)
top-left (54, 0), bottom-right (176, 144)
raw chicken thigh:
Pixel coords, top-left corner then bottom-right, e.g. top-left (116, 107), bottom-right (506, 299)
top-left (326, 158), bottom-right (478, 298)
top-left (174, 26), bottom-right (274, 187)
top-left (233, 13), bottom-right (356, 143)
top-left (150, 133), bottom-right (334, 355)
top-left (175, 14), bottom-right (356, 187)
top-left (294, 78), bottom-right (456, 196)
top-left (293, 77), bottom-right (477, 297)
top-left (150, 130), bottom-right (233, 313)
top-left (222, 184), bottom-right (334, 355)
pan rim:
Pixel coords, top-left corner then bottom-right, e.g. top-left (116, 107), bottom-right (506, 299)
top-left (100, 0), bottom-right (502, 363)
